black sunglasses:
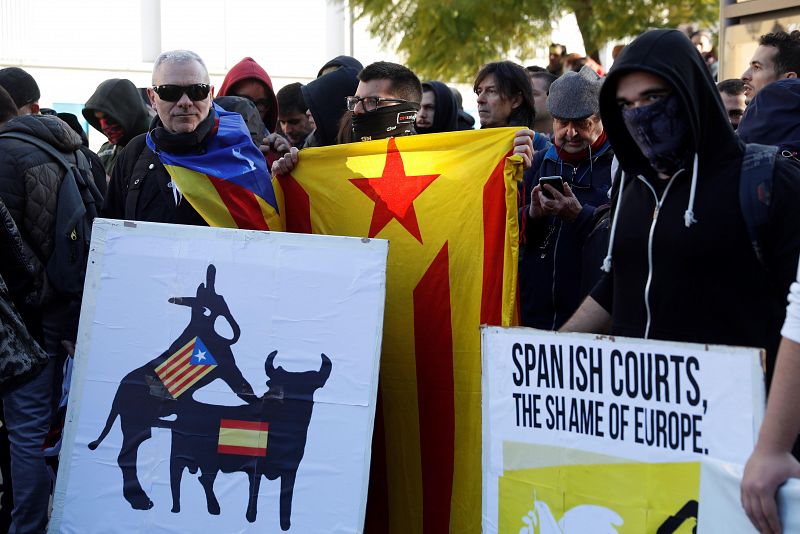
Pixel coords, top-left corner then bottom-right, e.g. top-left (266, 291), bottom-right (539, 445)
top-left (152, 84), bottom-right (211, 102)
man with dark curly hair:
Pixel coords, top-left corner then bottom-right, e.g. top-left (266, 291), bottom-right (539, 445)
top-left (741, 30), bottom-right (800, 102)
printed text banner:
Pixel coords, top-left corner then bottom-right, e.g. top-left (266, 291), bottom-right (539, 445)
top-left (276, 128), bottom-right (523, 533)
top-left (482, 327), bottom-right (764, 533)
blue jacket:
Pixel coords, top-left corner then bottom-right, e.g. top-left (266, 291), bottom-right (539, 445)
top-left (738, 78), bottom-right (800, 154)
top-left (519, 139), bottom-right (613, 329)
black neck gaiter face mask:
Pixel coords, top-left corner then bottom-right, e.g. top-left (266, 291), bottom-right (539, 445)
top-left (351, 102), bottom-right (420, 142)
top-left (621, 93), bottom-right (692, 176)
top-left (150, 107), bottom-right (217, 154)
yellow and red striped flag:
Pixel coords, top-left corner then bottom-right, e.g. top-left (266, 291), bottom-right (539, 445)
top-left (154, 336), bottom-right (218, 399)
top-left (274, 128), bottom-right (521, 533)
top-left (217, 419), bottom-right (269, 457)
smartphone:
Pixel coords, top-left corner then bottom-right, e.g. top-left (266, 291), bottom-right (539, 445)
top-left (539, 176), bottom-right (564, 199)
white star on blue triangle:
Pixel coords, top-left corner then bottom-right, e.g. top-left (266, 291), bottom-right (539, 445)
top-left (190, 337), bottom-right (218, 365)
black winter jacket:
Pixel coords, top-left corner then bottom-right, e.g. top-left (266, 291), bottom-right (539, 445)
top-left (0, 114), bottom-right (105, 343)
top-left (590, 29), bottom-right (800, 379)
top-left (102, 133), bottom-right (207, 226)
top-left (520, 141), bottom-right (614, 329)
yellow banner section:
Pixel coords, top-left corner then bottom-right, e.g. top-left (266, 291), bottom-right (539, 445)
top-left (500, 461), bottom-right (700, 533)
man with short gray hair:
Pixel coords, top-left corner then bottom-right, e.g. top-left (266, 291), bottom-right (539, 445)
top-left (103, 50), bottom-right (276, 228)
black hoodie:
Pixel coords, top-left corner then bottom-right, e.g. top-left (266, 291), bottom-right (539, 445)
top-left (415, 81), bottom-right (458, 134)
top-left (302, 60), bottom-right (362, 147)
top-left (83, 79), bottom-right (151, 145)
top-left (83, 78), bottom-right (152, 173)
top-left (591, 29), bottom-right (800, 378)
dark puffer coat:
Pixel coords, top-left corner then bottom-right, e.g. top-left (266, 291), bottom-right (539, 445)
top-left (0, 114), bottom-right (104, 343)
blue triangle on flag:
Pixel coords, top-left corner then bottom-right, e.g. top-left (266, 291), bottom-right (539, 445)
top-left (190, 337), bottom-right (218, 365)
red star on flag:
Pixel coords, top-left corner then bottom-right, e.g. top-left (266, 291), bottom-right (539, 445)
top-left (350, 138), bottom-right (440, 243)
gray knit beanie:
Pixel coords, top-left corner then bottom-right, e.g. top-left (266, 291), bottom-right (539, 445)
top-left (547, 65), bottom-right (602, 120)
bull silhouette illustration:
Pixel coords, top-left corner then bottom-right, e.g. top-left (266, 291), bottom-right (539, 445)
top-left (88, 264), bottom-right (256, 510)
top-left (167, 351), bottom-right (332, 529)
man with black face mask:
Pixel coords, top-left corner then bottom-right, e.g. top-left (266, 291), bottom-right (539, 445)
top-left (562, 29), bottom-right (800, 389)
top-left (272, 61), bottom-right (537, 175)
top-left (348, 61), bottom-right (423, 142)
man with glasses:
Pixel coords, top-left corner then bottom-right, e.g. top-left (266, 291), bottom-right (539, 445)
top-left (519, 65), bottom-right (613, 330)
top-left (104, 50), bottom-right (271, 226)
top-left (217, 56), bottom-right (277, 135)
top-left (273, 61), bottom-right (535, 175)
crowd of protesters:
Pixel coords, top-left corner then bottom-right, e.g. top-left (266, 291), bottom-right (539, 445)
top-left (0, 23), bottom-right (799, 533)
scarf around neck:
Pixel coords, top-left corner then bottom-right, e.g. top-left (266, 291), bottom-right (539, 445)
top-left (148, 107), bottom-right (218, 154)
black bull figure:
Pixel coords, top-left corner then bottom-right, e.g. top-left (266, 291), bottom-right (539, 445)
top-left (88, 264), bottom-right (257, 510)
top-left (168, 351), bottom-right (332, 529)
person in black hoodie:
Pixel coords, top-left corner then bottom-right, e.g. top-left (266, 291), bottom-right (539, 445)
top-left (83, 78), bottom-right (152, 176)
top-left (301, 55), bottom-right (364, 148)
top-left (562, 29), bottom-right (800, 383)
top-left (415, 81), bottom-right (458, 134)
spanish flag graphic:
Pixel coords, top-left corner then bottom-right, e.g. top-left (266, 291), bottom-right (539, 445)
top-left (274, 128), bottom-right (522, 533)
top-left (217, 419), bottom-right (269, 457)
top-left (146, 104), bottom-right (283, 231)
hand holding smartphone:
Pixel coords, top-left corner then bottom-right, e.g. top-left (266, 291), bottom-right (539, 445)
top-left (539, 176), bottom-right (564, 199)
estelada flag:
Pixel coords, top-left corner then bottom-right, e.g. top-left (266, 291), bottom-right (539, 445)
top-left (154, 336), bottom-right (218, 399)
top-left (218, 419), bottom-right (269, 457)
top-left (274, 128), bottom-right (521, 533)
top-left (146, 104), bottom-right (283, 231)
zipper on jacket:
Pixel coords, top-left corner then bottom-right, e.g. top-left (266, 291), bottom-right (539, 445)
top-left (637, 172), bottom-right (681, 339)
top-left (550, 220), bottom-right (564, 329)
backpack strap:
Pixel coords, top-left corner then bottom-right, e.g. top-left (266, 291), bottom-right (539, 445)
top-left (0, 131), bottom-right (74, 169)
top-left (0, 132), bottom-right (103, 218)
top-left (739, 143), bottom-right (779, 266)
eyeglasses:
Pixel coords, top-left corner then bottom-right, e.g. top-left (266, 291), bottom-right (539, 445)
top-left (236, 95), bottom-right (271, 115)
top-left (345, 96), bottom-right (410, 112)
top-left (152, 84), bottom-right (211, 102)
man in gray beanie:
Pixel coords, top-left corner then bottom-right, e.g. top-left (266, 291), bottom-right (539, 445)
top-left (0, 67), bottom-right (40, 115)
top-left (519, 65), bottom-right (614, 330)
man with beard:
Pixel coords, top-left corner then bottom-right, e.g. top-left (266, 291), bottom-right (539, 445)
top-left (276, 82), bottom-right (314, 147)
top-left (415, 81), bottom-right (458, 134)
top-left (562, 30), bottom-right (800, 392)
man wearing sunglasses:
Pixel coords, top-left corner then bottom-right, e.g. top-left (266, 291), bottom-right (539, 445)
top-left (104, 50), bottom-right (272, 229)
top-left (272, 61), bottom-right (535, 176)
top-left (519, 65), bottom-right (613, 330)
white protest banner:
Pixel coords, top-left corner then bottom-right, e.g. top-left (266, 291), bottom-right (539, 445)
top-left (482, 327), bottom-right (764, 533)
top-left (699, 457), bottom-right (800, 533)
top-left (50, 219), bottom-right (387, 533)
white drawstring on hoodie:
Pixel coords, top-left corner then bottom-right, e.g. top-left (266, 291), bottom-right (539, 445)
top-left (600, 152), bottom-right (699, 274)
top-left (683, 153), bottom-right (699, 228)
